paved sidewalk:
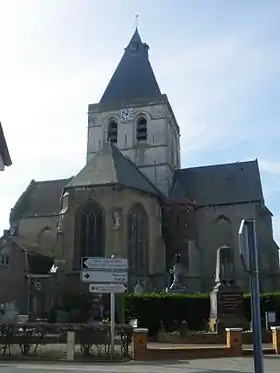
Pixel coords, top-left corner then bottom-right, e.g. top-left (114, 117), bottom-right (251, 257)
top-left (0, 356), bottom-right (279, 372)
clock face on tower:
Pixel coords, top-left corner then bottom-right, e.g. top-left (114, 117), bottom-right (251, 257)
top-left (120, 107), bottom-right (134, 122)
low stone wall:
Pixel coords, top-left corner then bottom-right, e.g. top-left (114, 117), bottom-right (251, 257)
top-left (133, 327), bottom-right (280, 361)
top-left (157, 330), bottom-right (272, 345)
top-left (133, 328), bottom-right (243, 361)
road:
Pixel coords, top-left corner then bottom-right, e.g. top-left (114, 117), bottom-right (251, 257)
top-left (0, 357), bottom-right (279, 373)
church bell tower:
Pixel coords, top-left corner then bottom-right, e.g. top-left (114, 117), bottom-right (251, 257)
top-left (86, 28), bottom-right (181, 195)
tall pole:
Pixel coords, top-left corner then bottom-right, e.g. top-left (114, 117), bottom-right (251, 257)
top-left (247, 220), bottom-right (264, 373)
top-left (110, 255), bottom-right (116, 359)
top-left (110, 291), bottom-right (115, 358)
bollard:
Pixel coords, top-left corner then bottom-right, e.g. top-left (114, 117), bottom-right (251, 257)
top-left (66, 331), bottom-right (75, 361)
top-left (271, 326), bottom-right (280, 354)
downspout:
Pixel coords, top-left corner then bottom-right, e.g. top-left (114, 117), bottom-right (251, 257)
top-left (23, 248), bottom-right (31, 314)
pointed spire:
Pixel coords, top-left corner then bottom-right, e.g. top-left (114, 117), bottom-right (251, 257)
top-left (128, 27), bottom-right (142, 44)
top-left (99, 28), bottom-right (161, 104)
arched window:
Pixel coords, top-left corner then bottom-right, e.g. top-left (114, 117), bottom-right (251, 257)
top-left (136, 117), bottom-right (147, 141)
top-left (0, 246), bottom-right (10, 266)
top-left (127, 204), bottom-right (149, 273)
top-left (215, 215), bottom-right (232, 247)
top-left (107, 120), bottom-right (118, 143)
top-left (79, 202), bottom-right (105, 258)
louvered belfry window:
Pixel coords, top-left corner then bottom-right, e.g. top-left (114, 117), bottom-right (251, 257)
top-left (136, 117), bottom-right (147, 141)
top-left (107, 120), bottom-right (118, 143)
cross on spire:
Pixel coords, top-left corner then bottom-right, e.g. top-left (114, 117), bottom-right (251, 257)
top-left (135, 13), bottom-right (139, 29)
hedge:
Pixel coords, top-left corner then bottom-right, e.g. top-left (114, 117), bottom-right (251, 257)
top-left (122, 292), bottom-right (280, 333)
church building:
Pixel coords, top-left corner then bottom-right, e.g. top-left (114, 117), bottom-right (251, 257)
top-left (2, 29), bottom-right (279, 303)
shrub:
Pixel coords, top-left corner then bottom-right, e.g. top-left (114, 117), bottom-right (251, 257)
top-left (122, 292), bottom-right (209, 335)
top-left (123, 291), bottom-right (280, 334)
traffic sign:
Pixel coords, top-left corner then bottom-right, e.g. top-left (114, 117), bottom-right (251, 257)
top-left (81, 270), bottom-right (128, 283)
top-left (81, 257), bottom-right (128, 270)
top-left (89, 283), bottom-right (127, 293)
top-left (238, 219), bottom-right (250, 272)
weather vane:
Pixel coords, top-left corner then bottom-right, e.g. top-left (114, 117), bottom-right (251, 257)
top-left (135, 13), bottom-right (139, 29)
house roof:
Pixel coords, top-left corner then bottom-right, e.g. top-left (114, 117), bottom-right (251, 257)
top-left (10, 178), bottom-right (72, 221)
top-left (0, 235), bottom-right (54, 274)
top-left (66, 142), bottom-right (163, 199)
top-left (169, 160), bottom-right (264, 206)
top-left (99, 28), bottom-right (161, 104)
top-left (0, 122), bottom-right (12, 167)
top-left (10, 236), bottom-right (54, 259)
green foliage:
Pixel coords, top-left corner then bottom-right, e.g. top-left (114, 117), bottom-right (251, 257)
top-left (122, 292), bottom-right (280, 334)
top-left (122, 292), bottom-right (209, 334)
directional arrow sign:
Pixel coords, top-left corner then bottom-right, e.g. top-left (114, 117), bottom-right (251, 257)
top-left (81, 270), bottom-right (128, 283)
top-left (82, 257), bottom-right (128, 270)
top-left (89, 283), bottom-right (127, 294)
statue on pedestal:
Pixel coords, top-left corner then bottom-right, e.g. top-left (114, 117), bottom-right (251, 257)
top-left (209, 245), bottom-right (245, 333)
top-left (214, 245), bottom-right (235, 288)
top-left (168, 254), bottom-right (187, 293)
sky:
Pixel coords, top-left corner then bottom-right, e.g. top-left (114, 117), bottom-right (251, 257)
top-left (0, 0), bottom-right (280, 243)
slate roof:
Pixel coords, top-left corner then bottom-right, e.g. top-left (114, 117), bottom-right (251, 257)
top-left (0, 122), bottom-right (12, 167)
top-left (99, 28), bottom-right (161, 104)
top-left (66, 142), bottom-right (163, 199)
top-left (169, 160), bottom-right (264, 206)
top-left (10, 236), bottom-right (54, 259)
top-left (10, 178), bottom-right (72, 221)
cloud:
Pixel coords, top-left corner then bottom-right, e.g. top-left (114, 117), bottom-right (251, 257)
top-left (153, 30), bottom-right (280, 164)
top-left (259, 160), bottom-right (280, 175)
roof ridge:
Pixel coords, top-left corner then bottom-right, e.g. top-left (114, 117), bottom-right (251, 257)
top-left (180, 159), bottom-right (258, 172)
top-left (33, 177), bottom-right (73, 184)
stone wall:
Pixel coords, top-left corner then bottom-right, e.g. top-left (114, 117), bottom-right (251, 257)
top-left (61, 186), bottom-right (166, 283)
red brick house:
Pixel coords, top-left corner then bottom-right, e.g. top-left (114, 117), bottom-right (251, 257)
top-left (0, 122), bottom-right (12, 171)
top-left (0, 231), bottom-right (55, 316)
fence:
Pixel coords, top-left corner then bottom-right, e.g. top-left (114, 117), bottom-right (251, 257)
top-left (0, 322), bottom-right (133, 360)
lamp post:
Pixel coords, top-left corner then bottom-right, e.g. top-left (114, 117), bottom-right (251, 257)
top-left (238, 219), bottom-right (263, 373)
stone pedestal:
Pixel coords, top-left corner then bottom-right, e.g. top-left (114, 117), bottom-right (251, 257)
top-left (209, 284), bottom-right (246, 334)
top-left (225, 327), bottom-right (243, 355)
top-left (271, 326), bottom-right (280, 354)
top-left (132, 328), bottom-right (149, 360)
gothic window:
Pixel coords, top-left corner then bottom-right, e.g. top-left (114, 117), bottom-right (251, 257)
top-left (79, 202), bottom-right (105, 258)
top-left (215, 215), bottom-right (232, 247)
top-left (107, 120), bottom-right (118, 143)
top-left (136, 117), bottom-right (147, 141)
top-left (127, 203), bottom-right (149, 273)
top-left (0, 246), bottom-right (10, 266)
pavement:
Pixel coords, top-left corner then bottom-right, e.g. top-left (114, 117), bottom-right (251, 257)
top-left (0, 357), bottom-right (280, 373)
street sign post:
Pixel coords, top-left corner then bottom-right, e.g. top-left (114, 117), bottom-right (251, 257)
top-left (81, 270), bottom-right (128, 283)
top-left (80, 256), bottom-right (128, 359)
top-left (89, 283), bottom-right (126, 294)
top-left (238, 219), bottom-right (263, 373)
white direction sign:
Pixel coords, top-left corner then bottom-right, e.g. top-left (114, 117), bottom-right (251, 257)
top-left (82, 257), bottom-right (128, 270)
top-left (238, 219), bottom-right (250, 272)
top-left (89, 283), bottom-right (127, 294)
top-left (81, 270), bottom-right (128, 283)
